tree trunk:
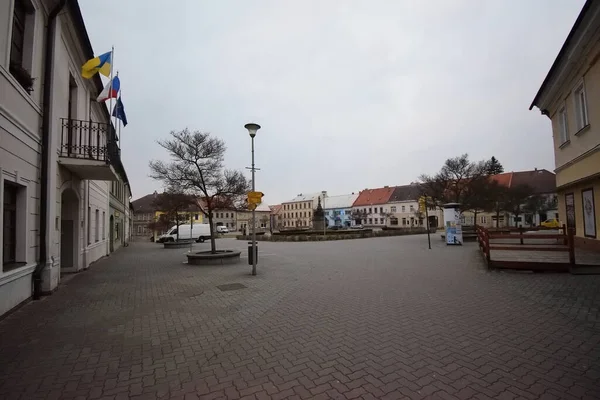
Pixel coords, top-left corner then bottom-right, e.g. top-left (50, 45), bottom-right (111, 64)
top-left (495, 207), bottom-right (500, 228)
top-left (175, 214), bottom-right (180, 241)
top-left (473, 210), bottom-right (478, 227)
top-left (208, 213), bottom-right (217, 254)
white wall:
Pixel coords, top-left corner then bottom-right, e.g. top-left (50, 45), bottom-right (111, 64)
top-left (0, 0), bottom-right (47, 312)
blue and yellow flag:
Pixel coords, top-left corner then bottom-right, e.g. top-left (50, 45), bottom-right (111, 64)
top-left (81, 51), bottom-right (111, 79)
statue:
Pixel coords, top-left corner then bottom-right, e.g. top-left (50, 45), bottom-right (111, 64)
top-left (312, 196), bottom-right (325, 232)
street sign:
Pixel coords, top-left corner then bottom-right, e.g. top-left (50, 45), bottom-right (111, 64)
top-left (248, 191), bottom-right (264, 207)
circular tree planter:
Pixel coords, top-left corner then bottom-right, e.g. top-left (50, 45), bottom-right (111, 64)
top-left (187, 250), bottom-right (241, 265)
top-left (164, 240), bottom-right (194, 249)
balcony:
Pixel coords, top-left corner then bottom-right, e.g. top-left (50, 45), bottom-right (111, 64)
top-left (58, 118), bottom-right (120, 181)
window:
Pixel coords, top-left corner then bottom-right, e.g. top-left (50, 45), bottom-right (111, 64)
top-left (380, 218), bottom-right (384, 224)
top-left (480, 216), bottom-right (487, 224)
top-left (558, 106), bottom-right (569, 144)
top-left (391, 206), bottom-right (396, 213)
top-left (402, 218), bottom-right (406, 226)
top-left (195, 214), bottom-right (199, 220)
top-left (390, 218), bottom-right (398, 226)
top-left (137, 226), bottom-right (142, 234)
top-left (102, 212), bottom-right (105, 240)
top-left (95, 210), bottom-right (99, 242)
top-left (10, 0), bottom-right (34, 92)
top-left (368, 218), bottom-right (372, 224)
top-left (308, 211), bottom-right (311, 218)
top-left (87, 207), bottom-right (91, 245)
top-left (379, 207), bottom-right (383, 214)
top-left (3, 183), bottom-right (18, 268)
top-left (402, 206), bottom-right (406, 212)
top-left (369, 208), bottom-right (372, 214)
top-left (574, 82), bottom-right (589, 131)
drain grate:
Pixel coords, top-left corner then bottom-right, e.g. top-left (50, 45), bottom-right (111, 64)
top-left (217, 283), bottom-right (247, 292)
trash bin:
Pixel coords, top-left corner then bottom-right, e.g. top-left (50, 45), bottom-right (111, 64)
top-left (247, 242), bottom-right (258, 265)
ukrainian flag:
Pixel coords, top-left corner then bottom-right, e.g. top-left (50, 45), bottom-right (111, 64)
top-left (81, 51), bottom-right (111, 79)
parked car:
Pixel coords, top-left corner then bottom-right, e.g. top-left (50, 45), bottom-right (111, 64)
top-left (350, 224), bottom-right (364, 229)
top-left (216, 226), bottom-right (229, 234)
top-left (327, 225), bottom-right (342, 230)
top-left (157, 223), bottom-right (212, 243)
top-left (541, 218), bottom-right (560, 228)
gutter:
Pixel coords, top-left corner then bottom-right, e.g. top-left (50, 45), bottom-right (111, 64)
top-left (34, 0), bottom-right (69, 300)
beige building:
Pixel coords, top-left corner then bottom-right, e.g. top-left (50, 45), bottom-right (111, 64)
top-left (530, 0), bottom-right (600, 250)
top-left (0, 0), bottom-right (131, 316)
top-left (281, 192), bottom-right (325, 229)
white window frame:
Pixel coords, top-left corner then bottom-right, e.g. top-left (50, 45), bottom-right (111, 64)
top-left (390, 206), bottom-right (396, 213)
top-left (573, 80), bottom-right (589, 131)
top-left (95, 209), bottom-right (100, 242)
top-left (1, 177), bottom-right (29, 270)
top-left (558, 105), bottom-right (569, 145)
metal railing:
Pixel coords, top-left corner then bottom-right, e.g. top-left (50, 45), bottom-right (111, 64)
top-left (59, 118), bottom-right (119, 163)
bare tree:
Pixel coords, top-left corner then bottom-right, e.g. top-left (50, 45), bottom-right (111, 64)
top-left (419, 154), bottom-right (491, 213)
top-left (146, 213), bottom-right (173, 238)
top-left (350, 209), bottom-right (367, 226)
top-left (149, 129), bottom-right (250, 253)
top-left (503, 185), bottom-right (533, 227)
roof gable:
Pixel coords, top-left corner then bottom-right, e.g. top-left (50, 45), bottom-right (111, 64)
top-left (352, 187), bottom-right (395, 207)
top-left (323, 193), bottom-right (359, 209)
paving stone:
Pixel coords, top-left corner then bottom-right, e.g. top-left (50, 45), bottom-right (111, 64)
top-left (0, 238), bottom-right (598, 399)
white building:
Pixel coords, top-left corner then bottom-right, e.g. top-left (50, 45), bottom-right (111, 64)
top-left (0, 0), bottom-right (131, 316)
top-left (281, 192), bottom-right (326, 229)
top-left (323, 193), bottom-right (359, 228)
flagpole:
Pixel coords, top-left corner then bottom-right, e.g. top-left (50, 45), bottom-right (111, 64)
top-left (108, 46), bottom-right (115, 144)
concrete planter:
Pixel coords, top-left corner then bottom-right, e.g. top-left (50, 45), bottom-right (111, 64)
top-left (187, 250), bottom-right (241, 266)
top-left (163, 240), bottom-right (194, 249)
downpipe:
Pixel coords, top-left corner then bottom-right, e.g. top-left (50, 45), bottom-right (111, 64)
top-left (33, 0), bottom-right (68, 300)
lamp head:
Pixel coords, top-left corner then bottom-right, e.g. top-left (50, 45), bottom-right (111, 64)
top-left (244, 123), bottom-right (261, 137)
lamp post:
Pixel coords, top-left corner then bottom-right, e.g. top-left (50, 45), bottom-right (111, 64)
top-left (245, 123), bottom-right (261, 276)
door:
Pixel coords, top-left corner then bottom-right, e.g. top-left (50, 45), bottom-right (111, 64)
top-left (60, 220), bottom-right (74, 269)
top-left (109, 215), bottom-right (114, 252)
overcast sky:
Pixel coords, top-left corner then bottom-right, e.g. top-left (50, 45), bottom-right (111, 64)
top-left (80, 0), bottom-right (585, 204)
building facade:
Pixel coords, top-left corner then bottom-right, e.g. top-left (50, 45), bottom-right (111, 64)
top-left (0, 0), bottom-right (131, 316)
top-left (269, 204), bottom-right (282, 232)
top-left (386, 185), bottom-right (437, 228)
top-left (323, 193), bottom-right (358, 228)
top-left (235, 204), bottom-right (271, 234)
top-left (530, 0), bottom-right (599, 250)
top-left (281, 192), bottom-right (325, 229)
top-left (461, 170), bottom-right (558, 228)
top-left (351, 187), bottom-right (395, 227)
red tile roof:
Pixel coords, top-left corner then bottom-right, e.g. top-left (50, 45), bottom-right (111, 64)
top-left (269, 204), bottom-right (282, 215)
top-left (352, 187), bottom-right (395, 207)
top-left (491, 169), bottom-right (555, 194)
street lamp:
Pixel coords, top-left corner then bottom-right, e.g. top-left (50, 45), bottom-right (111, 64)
top-left (245, 123), bottom-right (261, 276)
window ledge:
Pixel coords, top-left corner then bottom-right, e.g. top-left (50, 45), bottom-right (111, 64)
top-left (0, 263), bottom-right (35, 286)
top-left (575, 124), bottom-right (591, 137)
top-left (559, 140), bottom-right (571, 149)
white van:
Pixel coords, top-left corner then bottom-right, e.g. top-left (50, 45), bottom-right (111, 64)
top-left (158, 224), bottom-right (212, 243)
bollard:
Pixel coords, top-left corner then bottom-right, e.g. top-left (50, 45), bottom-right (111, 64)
top-left (247, 242), bottom-right (258, 265)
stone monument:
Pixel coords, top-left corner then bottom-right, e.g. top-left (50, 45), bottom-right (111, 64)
top-left (312, 196), bottom-right (325, 232)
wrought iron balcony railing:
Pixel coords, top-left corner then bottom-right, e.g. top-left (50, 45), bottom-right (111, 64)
top-left (59, 118), bottom-right (120, 163)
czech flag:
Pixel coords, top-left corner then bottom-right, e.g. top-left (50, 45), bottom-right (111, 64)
top-left (97, 76), bottom-right (120, 102)
top-left (81, 51), bottom-right (111, 79)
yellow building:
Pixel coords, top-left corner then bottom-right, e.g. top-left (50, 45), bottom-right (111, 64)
top-left (530, 0), bottom-right (600, 251)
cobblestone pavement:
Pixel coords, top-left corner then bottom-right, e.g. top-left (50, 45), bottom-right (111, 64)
top-left (0, 235), bottom-right (599, 400)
